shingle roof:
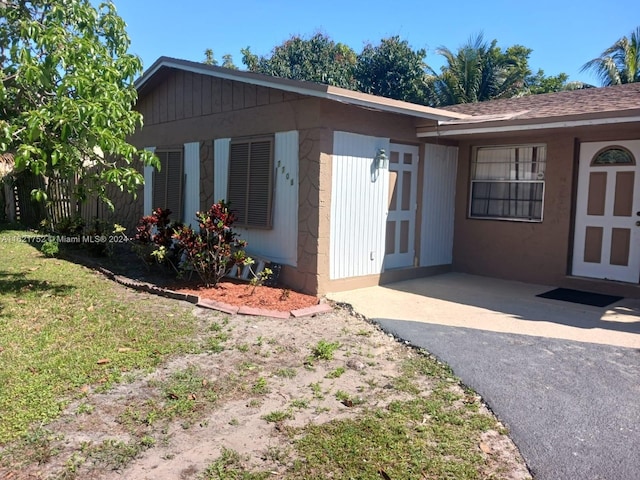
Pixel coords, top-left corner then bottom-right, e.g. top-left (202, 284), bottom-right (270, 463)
top-left (440, 83), bottom-right (640, 120)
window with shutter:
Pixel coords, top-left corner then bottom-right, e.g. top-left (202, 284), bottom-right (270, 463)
top-left (227, 137), bottom-right (274, 228)
top-left (152, 149), bottom-right (184, 221)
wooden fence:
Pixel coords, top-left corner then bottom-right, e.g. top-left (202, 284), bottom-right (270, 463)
top-left (6, 173), bottom-right (104, 229)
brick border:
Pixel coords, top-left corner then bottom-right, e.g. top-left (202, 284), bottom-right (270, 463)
top-left (95, 265), bottom-right (333, 318)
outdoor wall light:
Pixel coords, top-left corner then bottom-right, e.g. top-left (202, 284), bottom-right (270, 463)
top-left (375, 148), bottom-right (388, 169)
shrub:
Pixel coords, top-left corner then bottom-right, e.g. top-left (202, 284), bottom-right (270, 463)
top-left (132, 208), bottom-right (183, 269)
top-left (54, 215), bottom-right (85, 235)
top-left (173, 201), bottom-right (250, 287)
top-left (41, 240), bottom-right (59, 257)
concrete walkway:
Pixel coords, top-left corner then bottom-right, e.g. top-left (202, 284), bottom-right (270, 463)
top-left (328, 273), bottom-right (640, 348)
top-left (328, 273), bottom-right (640, 480)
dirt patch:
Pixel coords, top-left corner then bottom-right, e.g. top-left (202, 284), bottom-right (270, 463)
top-left (0, 253), bottom-right (531, 479)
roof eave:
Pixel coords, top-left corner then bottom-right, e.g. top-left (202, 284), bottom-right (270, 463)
top-left (417, 110), bottom-right (640, 138)
top-left (135, 57), bottom-right (467, 123)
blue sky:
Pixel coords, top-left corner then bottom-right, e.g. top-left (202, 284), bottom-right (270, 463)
top-left (111, 0), bottom-right (638, 85)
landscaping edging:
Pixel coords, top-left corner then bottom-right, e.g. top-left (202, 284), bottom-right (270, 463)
top-left (96, 265), bottom-right (333, 319)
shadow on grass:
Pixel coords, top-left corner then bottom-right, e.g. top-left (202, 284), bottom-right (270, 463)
top-left (0, 272), bottom-right (76, 296)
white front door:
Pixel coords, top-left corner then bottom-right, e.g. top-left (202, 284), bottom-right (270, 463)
top-left (572, 140), bottom-right (640, 283)
top-left (384, 144), bottom-right (419, 269)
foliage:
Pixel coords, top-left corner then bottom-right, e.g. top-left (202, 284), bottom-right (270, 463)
top-left (201, 448), bottom-right (270, 480)
top-left (248, 266), bottom-right (273, 295)
top-left (241, 31), bottom-right (572, 106)
top-left (525, 70), bottom-right (571, 94)
top-left (0, 0), bottom-right (158, 208)
top-left (242, 33), bottom-right (358, 89)
top-left (203, 48), bottom-right (217, 65)
top-left (427, 34), bottom-right (533, 105)
top-left (172, 201), bottom-right (251, 287)
top-left (40, 240), bottom-right (59, 257)
top-left (581, 26), bottom-right (640, 85)
top-left (310, 340), bottom-right (341, 361)
top-left (355, 36), bottom-right (429, 104)
top-left (54, 215), bottom-right (85, 235)
top-left (132, 207), bottom-right (182, 268)
top-left (203, 49), bottom-right (238, 69)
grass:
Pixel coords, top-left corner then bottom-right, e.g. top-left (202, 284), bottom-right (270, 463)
top-left (0, 225), bottom-right (522, 479)
top-left (0, 226), bottom-right (199, 445)
top-left (310, 339), bottom-right (340, 360)
top-left (203, 356), bottom-right (503, 480)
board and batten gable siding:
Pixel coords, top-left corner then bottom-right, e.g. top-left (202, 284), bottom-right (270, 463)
top-left (330, 131), bottom-right (390, 280)
top-left (137, 69), bottom-right (303, 126)
top-left (420, 144), bottom-right (458, 266)
top-left (213, 131), bottom-right (299, 266)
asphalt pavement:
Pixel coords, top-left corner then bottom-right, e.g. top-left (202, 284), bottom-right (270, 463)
top-left (375, 319), bottom-right (640, 480)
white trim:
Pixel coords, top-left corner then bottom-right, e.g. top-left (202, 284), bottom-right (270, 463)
top-left (143, 146), bottom-right (155, 216)
top-left (213, 138), bottom-right (230, 202)
top-left (183, 142), bottom-right (200, 226)
top-left (418, 115), bottom-right (640, 137)
top-left (384, 143), bottom-right (419, 270)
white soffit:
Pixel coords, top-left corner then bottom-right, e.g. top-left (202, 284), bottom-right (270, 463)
top-left (418, 115), bottom-right (640, 137)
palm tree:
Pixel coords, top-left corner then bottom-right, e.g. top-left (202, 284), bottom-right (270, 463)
top-left (427, 34), bottom-right (526, 106)
top-left (581, 27), bottom-right (640, 86)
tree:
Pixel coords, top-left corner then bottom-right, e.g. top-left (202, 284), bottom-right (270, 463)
top-left (355, 36), bottom-right (429, 104)
top-left (241, 33), bottom-right (357, 89)
top-left (203, 48), bottom-right (218, 65)
top-left (0, 0), bottom-right (157, 207)
top-left (221, 54), bottom-right (237, 70)
top-left (427, 34), bottom-right (533, 106)
top-left (202, 49), bottom-right (237, 69)
top-left (581, 27), bottom-right (640, 85)
top-left (524, 70), bottom-right (592, 94)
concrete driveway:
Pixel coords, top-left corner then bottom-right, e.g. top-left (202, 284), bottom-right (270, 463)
top-left (328, 273), bottom-right (640, 480)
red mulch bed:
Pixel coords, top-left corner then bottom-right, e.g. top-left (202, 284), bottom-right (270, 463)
top-left (175, 279), bottom-right (319, 311)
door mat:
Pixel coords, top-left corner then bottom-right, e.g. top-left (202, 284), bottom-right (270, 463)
top-left (536, 288), bottom-right (623, 308)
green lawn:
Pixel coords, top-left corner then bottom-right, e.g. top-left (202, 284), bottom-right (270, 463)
top-left (0, 226), bottom-right (198, 444)
top-left (0, 225), bottom-right (527, 479)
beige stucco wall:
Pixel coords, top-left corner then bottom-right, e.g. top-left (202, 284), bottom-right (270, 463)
top-left (452, 124), bottom-right (640, 292)
top-left (125, 68), bottom-right (441, 295)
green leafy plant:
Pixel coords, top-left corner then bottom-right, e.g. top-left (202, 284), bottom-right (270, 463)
top-left (40, 240), bottom-right (59, 257)
top-left (311, 340), bottom-right (341, 361)
top-left (172, 201), bottom-right (251, 287)
top-left (54, 215), bottom-right (85, 236)
top-left (251, 377), bottom-right (270, 395)
top-left (326, 367), bottom-right (346, 379)
top-left (248, 265), bottom-right (273, 295)
top-left (132, 207), bottom-right (183, 271)
top-left (261, 410), bottom-right (293, 423)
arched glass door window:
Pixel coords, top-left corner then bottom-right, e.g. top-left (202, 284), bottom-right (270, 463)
top-left (591, 146), bottom-right (635, 166)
